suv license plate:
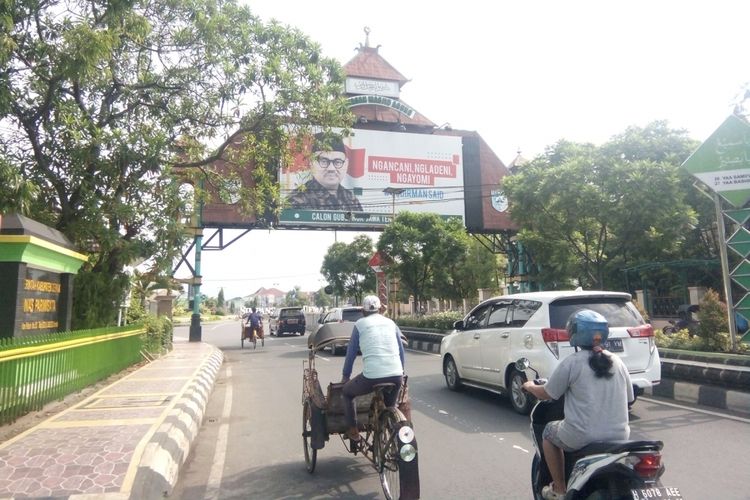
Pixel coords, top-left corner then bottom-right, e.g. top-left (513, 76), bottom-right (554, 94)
top-left (606, 338), bottom-right (623, 352)
top-left (631, 487), bottom-right (683, 499)
top-left (287, 319), bottom-right (298, 324)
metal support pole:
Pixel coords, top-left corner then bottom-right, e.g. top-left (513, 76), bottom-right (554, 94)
top-left (714, 193), bottom-right (737, 351)
top-left (189, 182), bottom-right (204, 342)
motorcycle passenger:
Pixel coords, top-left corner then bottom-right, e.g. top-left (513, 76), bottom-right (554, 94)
top-left (341, 295), bottom-right (405, 442)
top-left (522, 309), bottom-right (634, 500)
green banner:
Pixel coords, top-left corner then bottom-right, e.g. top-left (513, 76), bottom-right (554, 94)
top-left (682, 114), bottom-right (750, 208)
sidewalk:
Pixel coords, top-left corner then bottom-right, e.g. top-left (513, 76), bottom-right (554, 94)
top-left (0, 340), bottom-right (223, 499)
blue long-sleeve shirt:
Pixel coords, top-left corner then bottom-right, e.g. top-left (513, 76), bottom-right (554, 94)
top-left (342, 314), bottom-right (405, 379)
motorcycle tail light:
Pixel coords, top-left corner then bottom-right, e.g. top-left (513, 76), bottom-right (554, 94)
top-left (633, 452), bottom-right (662, 479)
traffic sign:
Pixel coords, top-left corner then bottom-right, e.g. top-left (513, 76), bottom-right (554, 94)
top-left (682, 114), bottom-right (750, 208)
top-left (369, 251), bottom-right (385, 273)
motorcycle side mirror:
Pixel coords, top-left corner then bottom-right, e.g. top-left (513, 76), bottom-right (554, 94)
top-left (515, 358), bottom-right (530, 371)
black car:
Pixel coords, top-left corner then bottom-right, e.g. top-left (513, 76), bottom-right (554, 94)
top-left (270, 307), bottom-right (306, 336)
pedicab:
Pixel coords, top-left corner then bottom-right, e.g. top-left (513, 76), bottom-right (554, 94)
top-left (302, 322), bottom-right (420, 499)
top-left (241, 315), bottom-right (264, 349)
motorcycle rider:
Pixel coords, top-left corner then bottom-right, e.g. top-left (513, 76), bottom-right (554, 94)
top-left (522, 310), bottom-right (634, 500)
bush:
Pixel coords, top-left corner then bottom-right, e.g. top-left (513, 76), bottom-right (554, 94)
top-left (696, 289), bottom-right (730, 351)
top-left (141, 314), bottom-right (173, 357)
top-left (396, 311), bottom-right (464, 331)
top-left (655, 289), bottom-right (748, 353)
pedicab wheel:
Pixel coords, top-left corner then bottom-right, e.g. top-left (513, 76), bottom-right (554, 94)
top-left (302, 400), bottom-right (317, 473)
top-left (376, 409), bottom-right (402, 500)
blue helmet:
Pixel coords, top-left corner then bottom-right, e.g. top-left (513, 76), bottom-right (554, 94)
top-left (567, 309), bottom-right (609, 348)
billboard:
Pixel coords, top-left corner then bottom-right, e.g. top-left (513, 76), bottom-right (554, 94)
top-left (278, 129), bottom-right (464, 228)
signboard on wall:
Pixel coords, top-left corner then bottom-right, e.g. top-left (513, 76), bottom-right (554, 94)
top-left (20, 268), bottom-right (62, 333)
top-left (278, 128), bottom-right (464, 228)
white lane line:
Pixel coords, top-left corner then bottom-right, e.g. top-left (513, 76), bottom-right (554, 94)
top-left (204, 366), bottom-right (233, 500)
top-left (513, 445), bottom-right (529, 453)
top-left (639, 396), bottom-right (750, 423)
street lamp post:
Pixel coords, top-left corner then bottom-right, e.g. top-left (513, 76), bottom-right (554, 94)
top-left (383, 187), bottom-right (405, 221)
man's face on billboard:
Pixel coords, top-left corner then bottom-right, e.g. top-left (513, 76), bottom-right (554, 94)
top-left (312, 151), bottom-right (347, 190)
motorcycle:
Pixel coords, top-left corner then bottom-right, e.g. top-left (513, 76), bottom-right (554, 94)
top-left (516, 358), bottom-right (682, 500)
top-left (662, 304), bottom-right (699, 336)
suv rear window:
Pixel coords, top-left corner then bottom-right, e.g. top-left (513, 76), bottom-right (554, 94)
top-left (281, 308), bottom-right (303, 318)
top-left (342, 309), bottom-right (364, 322)
top-left (549, 298), bottom-right (644, 329)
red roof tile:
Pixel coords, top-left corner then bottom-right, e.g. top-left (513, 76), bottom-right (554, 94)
top-left (343, 46), bottom-right (409, 85)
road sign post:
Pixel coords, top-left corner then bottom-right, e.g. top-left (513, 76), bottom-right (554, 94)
top-left (682, 114), bottom-right (750, 351)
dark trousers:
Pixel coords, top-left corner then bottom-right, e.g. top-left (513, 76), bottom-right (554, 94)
top-left (342, 373), bottom-right (403, 428)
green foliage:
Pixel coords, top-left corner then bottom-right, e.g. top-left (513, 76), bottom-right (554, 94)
top-left (1, 0), bottom-right (352, 327)
top-left (655, 327), bottom-right (707, 350)
top-left (396, 311), bottom-right (463, 331)
top-left (285, 286), bottom-right (303, 306)
top-left (696, 289), bottom-right (731, 351)
top-left (140, 315), bottom-right (173, 357)
top-left (377, 213), bottom-right (467, 309)
top-left (655, 289), bottom-right (748, 353)
top-left (314, 286), bottom-right (333, 308)
top-left (321, 234), bottom-right (376, 305)
top-left (503, 122), bottom-right (700, 290)
top-left (217, 288), bottom-right (225, 309)
top-left (72, 269), bottom-right (129, 329)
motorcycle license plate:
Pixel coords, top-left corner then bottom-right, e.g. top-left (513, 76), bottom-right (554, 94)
top-left (630, 486), bottom-right (683, 499)
top-left (606, 338), bottom-right (623, 352)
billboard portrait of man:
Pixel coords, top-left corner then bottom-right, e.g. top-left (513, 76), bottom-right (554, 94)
top-left (286, 133), bottom-right (363, 211)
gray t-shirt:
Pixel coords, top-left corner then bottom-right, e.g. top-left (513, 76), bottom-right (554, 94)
top-left (544, 349), bottom-right (635, 450)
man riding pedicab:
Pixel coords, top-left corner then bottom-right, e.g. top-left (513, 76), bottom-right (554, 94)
top-left (244, 307), bottom-right (264, 344)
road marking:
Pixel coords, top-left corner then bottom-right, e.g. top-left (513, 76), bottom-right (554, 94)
top-left (513, 444), bottom-right (529, 453)
top-left (639, 396), bottom-right (750, 423)
top-left (204, 366), bottom-right (232, 500)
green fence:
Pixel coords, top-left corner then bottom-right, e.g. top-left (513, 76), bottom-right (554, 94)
top-left (0, 325), bottom-right (146, 425)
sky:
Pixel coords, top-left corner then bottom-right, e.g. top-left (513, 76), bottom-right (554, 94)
top-left (185, 0), bottom-right (750, 300)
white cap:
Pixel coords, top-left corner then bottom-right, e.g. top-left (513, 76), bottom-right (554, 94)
top-left (363, 295), bottom-right (381, 312)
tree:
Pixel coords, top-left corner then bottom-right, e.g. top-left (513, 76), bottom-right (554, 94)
top-left (503, 122), bottom-right (698, 290)
top-left (320, 234), bottom-right (376, 305)
top-left (1, 0), bottom-right (352, 328)
top-left (285, 286), bottom-right (302, 307)
top-left (217, 288), bottom-right (225, 311)
top-left (437, 237), bottom-right (503, 302)
top-left (314, 286), bottom-right (333, 308)
top-left (377, 212), bottom-right (467, 312)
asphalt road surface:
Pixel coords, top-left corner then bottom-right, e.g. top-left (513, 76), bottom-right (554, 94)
top-left (173, 320), bottom-right (750, 499)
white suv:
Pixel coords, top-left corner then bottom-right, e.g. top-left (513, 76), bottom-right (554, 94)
top-left (440, 290), bottom-right (660, 414)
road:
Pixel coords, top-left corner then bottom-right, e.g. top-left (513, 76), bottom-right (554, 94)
top-left (173, 320), bottom-right (750, 499)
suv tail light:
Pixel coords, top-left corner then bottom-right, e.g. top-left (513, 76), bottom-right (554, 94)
top-left (627, 324), bottom-right (656, 353)
top-left (542, 328), bottom-right (569, 359)
top-left (627, 324), bottom-right (654, 337)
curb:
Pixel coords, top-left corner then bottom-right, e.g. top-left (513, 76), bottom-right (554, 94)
top-left (645, 378), bottom-right (750, 415)
top-left (129, 345), bottom-right (224, 499)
